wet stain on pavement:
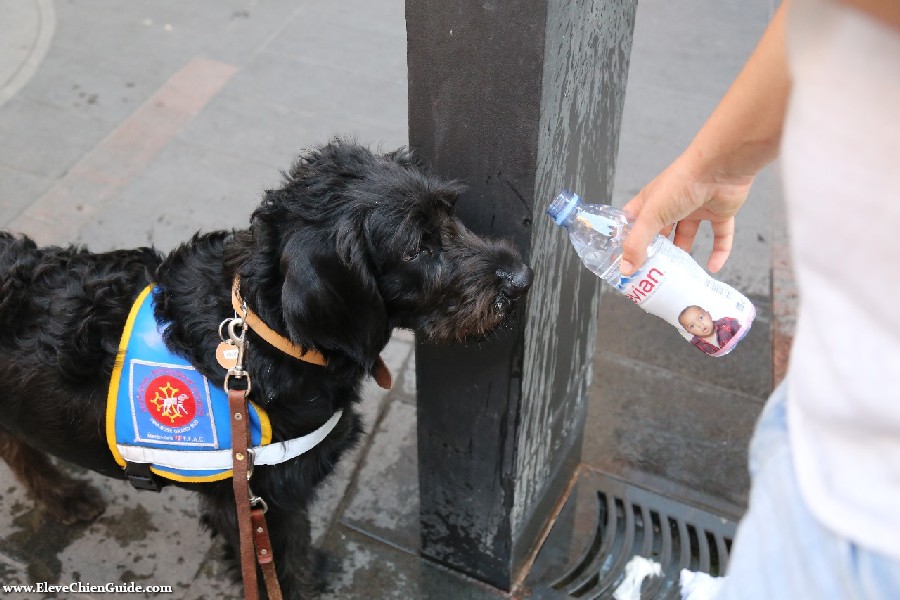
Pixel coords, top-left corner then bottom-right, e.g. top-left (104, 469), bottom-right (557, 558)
top-left (0, 506), bottom-right (92, 584)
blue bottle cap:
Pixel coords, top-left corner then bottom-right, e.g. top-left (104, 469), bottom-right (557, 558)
top-left (547, 191), bottom-right (579, 225)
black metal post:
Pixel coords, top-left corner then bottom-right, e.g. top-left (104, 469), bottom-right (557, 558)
top-left (407, 0), bottom-right (636, 590)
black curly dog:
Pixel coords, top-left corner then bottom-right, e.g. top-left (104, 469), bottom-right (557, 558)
top-left (0, 140), bottom-right (532, 598)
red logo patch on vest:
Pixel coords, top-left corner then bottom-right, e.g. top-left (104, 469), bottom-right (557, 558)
top-left (144, 375), bottom-right (197, 428)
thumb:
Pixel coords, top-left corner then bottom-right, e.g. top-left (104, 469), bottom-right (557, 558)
top-left (619, 213), bottom-right (661, 276)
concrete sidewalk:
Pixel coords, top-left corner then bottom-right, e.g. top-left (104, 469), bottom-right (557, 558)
top-left (0, 1), bottom-right (791, 598)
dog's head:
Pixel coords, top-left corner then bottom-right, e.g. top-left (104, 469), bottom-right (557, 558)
top-left (234, 140), bottom-right (532, 366)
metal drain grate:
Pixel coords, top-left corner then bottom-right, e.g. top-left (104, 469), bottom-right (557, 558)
top-left (526, 470), bottom-right (738, 599)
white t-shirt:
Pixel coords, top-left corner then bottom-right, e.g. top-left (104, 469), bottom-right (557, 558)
top-left (782, 0), bottom-right (900, 560)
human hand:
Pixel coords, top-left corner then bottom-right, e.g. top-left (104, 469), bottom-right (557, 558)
top-left (619, 154), bottom-right (754, 276)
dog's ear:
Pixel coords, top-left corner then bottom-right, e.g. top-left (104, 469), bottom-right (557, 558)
top-left (279, 224), bottom-right (389, 367)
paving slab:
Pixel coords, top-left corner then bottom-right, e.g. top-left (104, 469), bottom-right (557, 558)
top-left (318, 527), bottom-right (505, 600)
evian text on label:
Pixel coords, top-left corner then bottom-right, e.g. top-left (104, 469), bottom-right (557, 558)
top-left (622, 267), bottom-right (664, 304)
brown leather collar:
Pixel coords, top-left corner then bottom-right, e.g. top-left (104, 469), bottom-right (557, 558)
top-left (232, 279), bottom-right (328, 367)
top-left (231, 279), bottom-right (392, 390)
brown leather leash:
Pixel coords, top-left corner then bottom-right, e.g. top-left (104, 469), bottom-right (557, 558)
top-left (229, 385), bottom-right (281, 600)
top-left (222, 279), bottom-right (394, 599)
top-left (226, 305), bottom-right (282, 600)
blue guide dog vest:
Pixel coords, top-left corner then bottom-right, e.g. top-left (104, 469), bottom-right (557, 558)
top-left (106, 286), bottom-right (272, 483)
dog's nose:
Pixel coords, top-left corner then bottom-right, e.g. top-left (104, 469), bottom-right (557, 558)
top-left (498, 265), bottom-right (533, 299)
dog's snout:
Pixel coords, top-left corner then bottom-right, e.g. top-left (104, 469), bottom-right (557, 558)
top-left (498, 265), bottom-right (533, 299)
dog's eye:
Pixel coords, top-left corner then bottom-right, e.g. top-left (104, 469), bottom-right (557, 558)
top-left (402, 245), bottom-right (432, 262)
top-left (402, 246), bottom-right (419, 261)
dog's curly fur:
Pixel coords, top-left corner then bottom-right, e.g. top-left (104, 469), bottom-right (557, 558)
top-left (0, 140), bottom-right (532, 598)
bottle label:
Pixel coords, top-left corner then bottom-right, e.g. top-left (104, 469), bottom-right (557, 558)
top-left (609, 240), bottom-right (755, 357)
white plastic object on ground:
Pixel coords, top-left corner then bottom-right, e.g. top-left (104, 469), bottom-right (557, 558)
top-left (612, 555), bottom-right (663, 600)
top-left (680, 569), bottom-right (725, 600)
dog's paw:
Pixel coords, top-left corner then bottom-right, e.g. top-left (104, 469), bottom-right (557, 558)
top-left (42, 479), bottom-right (106, 525)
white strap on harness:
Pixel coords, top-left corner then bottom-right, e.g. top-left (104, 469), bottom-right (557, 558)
top-left (116, 409), bottom-right (343, 472)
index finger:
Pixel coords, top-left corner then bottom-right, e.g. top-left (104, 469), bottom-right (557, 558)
top-left (706, 218), bottom-right (735, 272)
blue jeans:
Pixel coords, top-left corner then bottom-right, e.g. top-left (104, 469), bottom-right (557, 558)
top-left (716, 382), bottom-right (900, 599)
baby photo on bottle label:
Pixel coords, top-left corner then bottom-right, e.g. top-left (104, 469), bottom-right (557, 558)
top-left (678, 304), bottom-right (745, 357)
top-left (610, 247), bottom-right (755, 357)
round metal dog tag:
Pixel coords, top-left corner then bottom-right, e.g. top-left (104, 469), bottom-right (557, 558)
top-left (215, 341), bottom-right (240, 370)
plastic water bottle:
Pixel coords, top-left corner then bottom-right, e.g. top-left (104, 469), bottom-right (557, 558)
top-left (547, 190), bottom-right (755, 357)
